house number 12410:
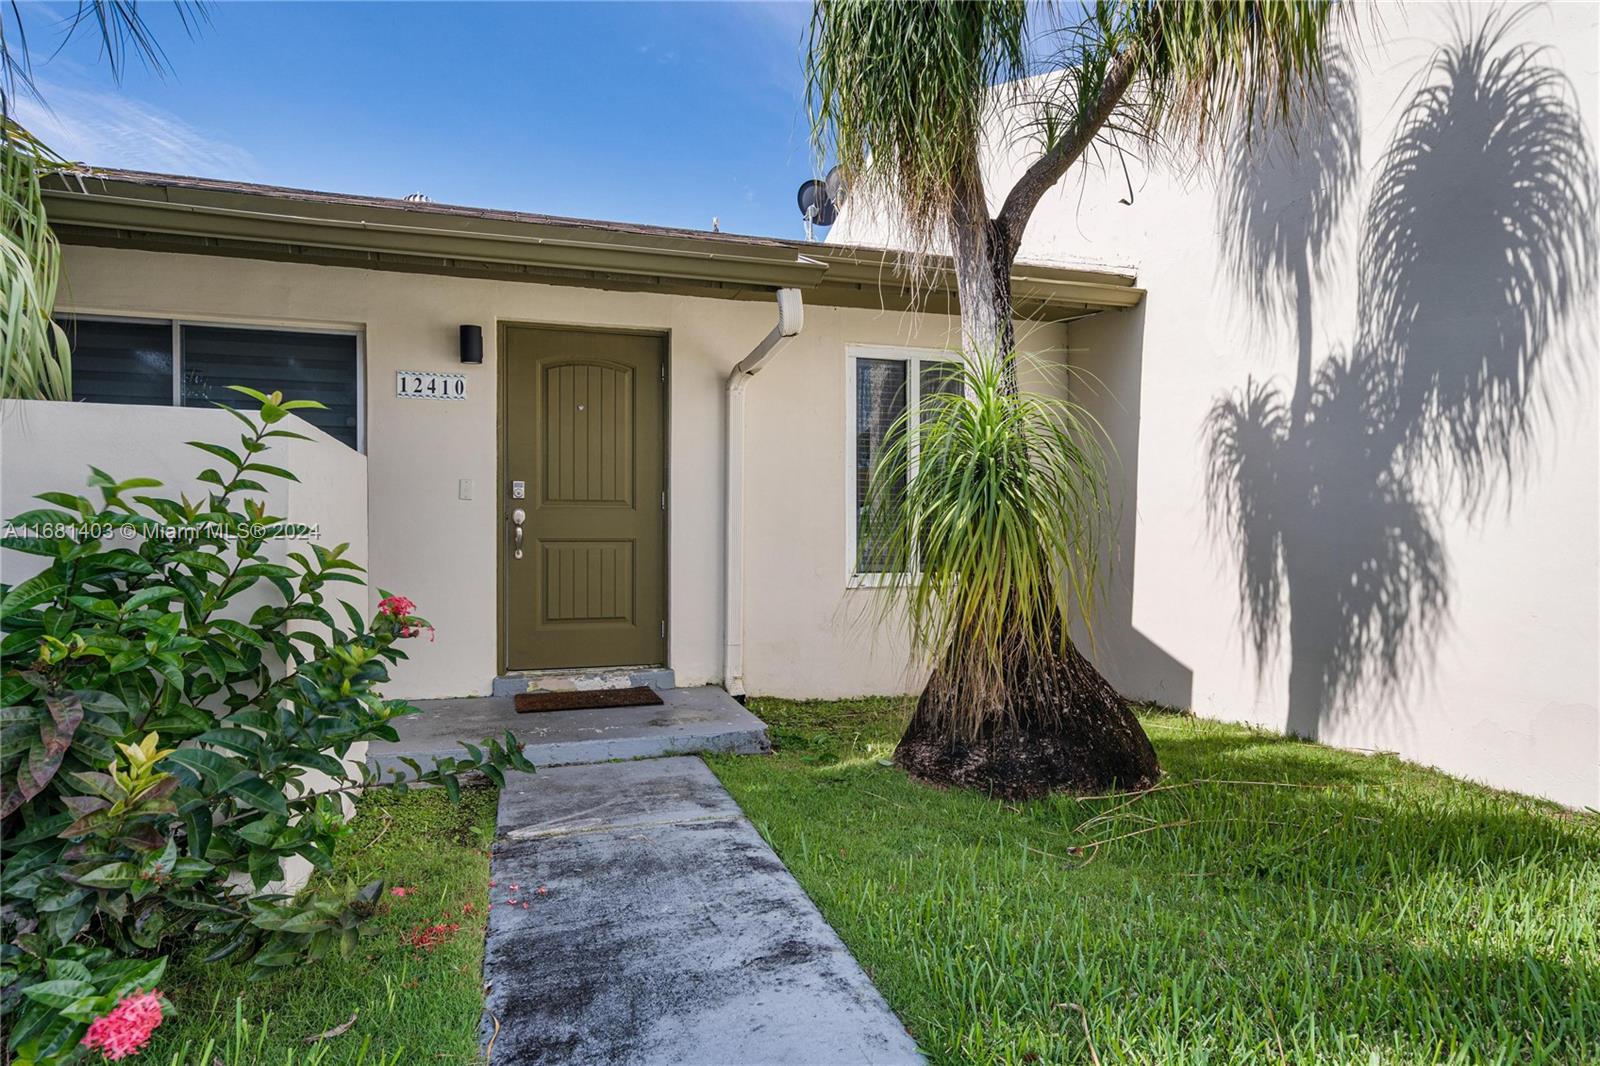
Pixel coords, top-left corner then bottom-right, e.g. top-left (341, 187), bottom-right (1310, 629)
top-left (396, 371), bottom-right (467, 400)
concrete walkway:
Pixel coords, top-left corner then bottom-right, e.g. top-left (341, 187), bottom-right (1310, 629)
top-left (367, 686), bottom-right (769, 775)
top-left (480, 757), bottom-right (924, 1065)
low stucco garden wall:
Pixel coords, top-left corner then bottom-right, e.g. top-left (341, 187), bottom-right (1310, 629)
top-left (1, 399), bottom-right (368, 607)
top-left (1, 400), bottom-right (370, 890)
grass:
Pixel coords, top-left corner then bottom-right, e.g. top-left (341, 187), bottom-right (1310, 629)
top-left (708, 698), bottom-right (1600, 1066)
top-left (143, 785), bottom-right (498, 1066)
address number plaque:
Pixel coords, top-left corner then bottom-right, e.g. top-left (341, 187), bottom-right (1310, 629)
top-left (396, 371), bottom-right (467, 401)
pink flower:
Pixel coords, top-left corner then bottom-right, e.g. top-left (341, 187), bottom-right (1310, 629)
top-left (378, 595), bottom-right (417, 618)
top-left (405, 922), bottom-right (460, 952)
top-left (391, 886), bottom-right (415, 898)
top-left (82, 990), bottom-right (164, 1060)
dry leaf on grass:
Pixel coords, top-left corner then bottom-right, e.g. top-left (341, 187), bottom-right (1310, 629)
top-left (303, 1011), bottom-right (359, 1044)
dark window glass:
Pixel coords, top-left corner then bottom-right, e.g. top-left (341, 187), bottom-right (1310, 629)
top-left (181, 326), bottom-right (360, 448)
top-left (58, 317), bottom-right (174, 407)
top-left (855, 358), bottom-right (907, 574)
top-left (919, 360), bottom-right (963, 427)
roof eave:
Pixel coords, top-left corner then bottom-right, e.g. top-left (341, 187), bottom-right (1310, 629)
top-left (42, 172), bottom-right (1142, 316)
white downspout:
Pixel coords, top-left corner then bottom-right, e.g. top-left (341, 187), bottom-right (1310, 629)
top-left (724, 288), bottom-right (804, 700)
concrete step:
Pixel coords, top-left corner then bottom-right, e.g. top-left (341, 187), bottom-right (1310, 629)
top-left (491, 666), bottom-right (676, 698)
top-left (366, 685), bottom-right (767, 777)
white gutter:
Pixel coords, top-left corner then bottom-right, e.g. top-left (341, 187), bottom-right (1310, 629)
top-left (724, 288), bottom-right (804, 699)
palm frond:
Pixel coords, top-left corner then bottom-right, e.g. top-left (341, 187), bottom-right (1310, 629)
top-left (807, 0), bottom-right (1026, 278)
top-left (2, 1), bottom-right (211, 102)
top-left (1, 119), bottom-right (71, 401)
top-left (1132, 0), bottom-right (1345, 153)
top-left (0, 2), bottom-right (210, 401)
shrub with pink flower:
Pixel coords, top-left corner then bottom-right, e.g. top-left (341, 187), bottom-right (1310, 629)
top-left (377, 594), bottom-right (416, 618)
top-left (377, 594), bottom-right (435, 641)
top-left (81, 990), bottom-right (165, 1061)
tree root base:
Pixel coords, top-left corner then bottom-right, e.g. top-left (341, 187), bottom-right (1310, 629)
top-left (894, 726), bottom-right (1159, 801)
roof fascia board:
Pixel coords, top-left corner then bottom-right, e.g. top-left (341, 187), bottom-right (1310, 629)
top-left (45, 188), bottom-right (828, 290)
top-left (43, 176), bottom-right (1144, 314)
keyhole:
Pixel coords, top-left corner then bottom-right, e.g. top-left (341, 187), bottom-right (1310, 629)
top-left (577, 404), bottom-right (585, 412)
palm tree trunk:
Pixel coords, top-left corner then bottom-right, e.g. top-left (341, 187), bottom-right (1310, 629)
top-left (948, 173), bottom-right (1002, 357)
top-left (947, 162), bottom-right (1020, 390)
top-left (895, 624), bottom-right (1161, 799)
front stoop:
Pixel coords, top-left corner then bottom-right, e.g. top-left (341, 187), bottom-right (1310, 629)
top-left (366, 685), bottom-right (768, 776)
top-left (491, 666), bottom-right (676, 698)
top-left (479, 758), bottom-right (924, 1064)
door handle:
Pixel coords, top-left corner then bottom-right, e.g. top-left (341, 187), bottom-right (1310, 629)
top-left (511, 507), bottom-right (526, 559)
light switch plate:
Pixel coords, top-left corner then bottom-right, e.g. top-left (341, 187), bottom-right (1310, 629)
top-left (458, 478), bottom-right (473, 500)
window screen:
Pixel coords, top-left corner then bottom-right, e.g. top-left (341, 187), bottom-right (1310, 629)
top-left (181, 325), bottom-right (360, 448)
top-left (60, 318), bottom-right (174, 407)
top-left (855, 358), bottom-right (907, 574)
top-left (919, 360), bottom-right (963, 426)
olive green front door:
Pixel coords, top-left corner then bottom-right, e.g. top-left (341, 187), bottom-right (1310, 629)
top-left (502, 326), bottom-right (666, 670)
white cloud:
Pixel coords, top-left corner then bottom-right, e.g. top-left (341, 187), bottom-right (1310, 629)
top-left (13, 84), bottom-right (256, 178)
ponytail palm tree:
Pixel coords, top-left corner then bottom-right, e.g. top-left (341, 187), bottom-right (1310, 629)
top-left (863, 355), bottom-right (1158, 795)
top-left (808, 0), bottom-right (1343, 794)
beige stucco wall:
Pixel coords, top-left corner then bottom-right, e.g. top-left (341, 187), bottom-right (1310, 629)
top-left (1, 400), bottom-right (367, 607)
top-left (53, 244), bottom-right (1076, 701)
top-left (843, 1), bottom-right (1599, 807)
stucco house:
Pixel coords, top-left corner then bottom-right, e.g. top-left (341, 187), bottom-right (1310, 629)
top-left (17, 167), bottom-right (1140, 709)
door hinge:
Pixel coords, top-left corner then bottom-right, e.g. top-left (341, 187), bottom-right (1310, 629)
top-left (660, 364), bottom-right (666, 382)
top-left (660, 620), bottom-right (666, 639)
top-left (660, 491), bottom-right (666, 511)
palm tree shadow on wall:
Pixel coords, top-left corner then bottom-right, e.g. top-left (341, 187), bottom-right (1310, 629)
top-left (1205, 10), bottom-right (1598, 740)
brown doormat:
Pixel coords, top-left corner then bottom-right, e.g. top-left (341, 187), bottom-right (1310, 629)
top-left (513, 686), bottom-right (665, 714)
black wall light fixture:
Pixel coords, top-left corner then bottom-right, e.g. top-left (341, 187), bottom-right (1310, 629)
top-left (459, 324), bottom-right (483, 365)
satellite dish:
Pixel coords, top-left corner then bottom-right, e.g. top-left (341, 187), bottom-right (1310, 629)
top-left (797, 179), bottom-right (838, 228)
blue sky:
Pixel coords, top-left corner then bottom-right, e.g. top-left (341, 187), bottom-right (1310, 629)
top-left (12, 1), bottom-right (822, 238)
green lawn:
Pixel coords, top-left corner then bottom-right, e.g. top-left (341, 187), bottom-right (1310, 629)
top-left (708, 698), bottom-right (1600, 1066)
top-left (144, 785), bottom-right (498, 1066)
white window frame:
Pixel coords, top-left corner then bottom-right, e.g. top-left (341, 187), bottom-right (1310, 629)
top-left (844, 344), bottom-right (960, 587)
top-left (55, 310), bottom-right (368, 453)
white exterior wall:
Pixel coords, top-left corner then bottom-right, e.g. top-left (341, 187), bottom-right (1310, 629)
top-left (53, 244), bottom-right (1072, 702)
top-left (845, 2), bottom-right (1599, 807)
top-left (1, 401), bottom-right (367, 608)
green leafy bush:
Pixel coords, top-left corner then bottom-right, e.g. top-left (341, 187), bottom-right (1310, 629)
top-left (0, 388), bottom-right (529, 1064)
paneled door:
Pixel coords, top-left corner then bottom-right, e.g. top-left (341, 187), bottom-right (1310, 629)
top-left (502, 325), bottom-right (666, 670)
